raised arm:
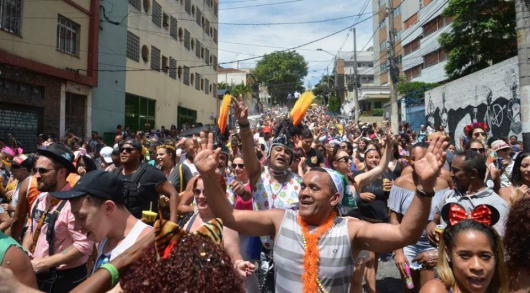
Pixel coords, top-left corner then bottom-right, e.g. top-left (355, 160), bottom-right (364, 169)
top-left (352, 135), bottom-right (448, 252)
top-left (354, 133), bottom-right (394, 189)
top-left (195, 132), bottom-right (283, 237)
top-left (230, 97), bottom-right (263, 187)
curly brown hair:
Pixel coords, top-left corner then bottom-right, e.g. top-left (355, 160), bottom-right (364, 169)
top-left (120, 233), bottom-right (244, 293)
top-left (504, 197), bottom-right (530, 285)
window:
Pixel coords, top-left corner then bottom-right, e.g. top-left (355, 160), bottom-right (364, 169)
top-left (393, 5), bottom-right (401, 17)
top-left (379, 41), bottom-right (387, 51)
top-left (177, 106), bottom-right (197, 129)
top-left (162, 56), bottom-right (168, 73)
top-left (195, 73), bottom-right (201, 90)
top-left (127, 31), bottom-right (140, 62)
top-left (151, 46), bottom-right (160, 71)
top-left (163, 13), bottom-right (169, 29)
top-left (214, 2), bottom-right (218, 17)
top-left (177, 66), bottom-right (182, 79)
top-left (205, 79), bottom-right (209, 95)
top-left (152, 0), bottom-right (162, 27)
top-left (380, 62), bottom-right (388, 73)
top-left (213, 28), bottom-right (218, 43)
top-left (185, 0), bottom-right (191, 14)
top-left (183, 66), bottom-right (190, 85)
top-left (195, 40), bottom-right (201, 58)
top-left (205, 48), bottom-right (210, 65)
top-left (204, 18), bottom-right (210, 35)
top-left (212, 55), bottom-right (217, 70)
top-left (424, 49), bottom-right (446, 68)
top-left (0, 0), bottom-right (22, 35)
top-left (196, 8), bottom-right (202, 26)
top-left (212, 83), bottom-right (217, 98)
top-left (129, 0), bottom-right (141, 10)
top-left (125, 94), bottom-right (156, 132)
top-left (170, 16), bottom-right (178, 40)
top-left (184, 29), bottom-right (191, 50)
top-left (57, 15), bottom-right (80, 56)
top-left (404, 38), bottom-right (420, 55)
top-left (169, 57), bottom-right (177, 79)
top-left (404, 64), bottom-right (422, 79)
top-left (200, 78), bottom-right (204, 91)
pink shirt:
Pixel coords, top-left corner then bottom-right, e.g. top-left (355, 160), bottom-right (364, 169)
top-left (29, 186), bottom-right (93, 270)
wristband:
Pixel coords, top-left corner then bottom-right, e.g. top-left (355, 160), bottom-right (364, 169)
top-left (100, 263), bottom-right (120, 289)
top-left (416, 186), bottom-right (436, 198)
top-left (238, 121), bottom-right (250, 128)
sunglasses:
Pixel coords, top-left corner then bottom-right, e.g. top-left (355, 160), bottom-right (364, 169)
top-left (231, 163), bottom-right (244, 169)
top-left (473, 132), bottom-right (487, 137)
top-left (469, 148), bottom-right (486, 153)
top-left (335, 156), bottom-right (351, 163)
top-left (35, 167), bottom-right (57, 175)
top-left (340, 145), bottom-right (348, 149)
top-left (193, 188), bottom-right (205, 195)
top-left (119, 147), bottom-right (135, 153)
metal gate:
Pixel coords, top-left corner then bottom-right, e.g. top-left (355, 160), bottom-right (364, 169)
top-left (65, 93), bottom-right (86, 138)
top-left (0, 103), bottom-right (43, 153)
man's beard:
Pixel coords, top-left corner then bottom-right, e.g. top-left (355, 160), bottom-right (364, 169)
top-left (37, 179), bottom-right (57, 192)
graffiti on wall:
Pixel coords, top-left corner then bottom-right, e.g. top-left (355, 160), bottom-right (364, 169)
top-left (425, 57), bottom-right (521, 144)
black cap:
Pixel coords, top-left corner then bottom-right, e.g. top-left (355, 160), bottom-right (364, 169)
top-left (37, 143), bottom-right (77, 173)
top-left (51, 170), bottom-right (125, 204)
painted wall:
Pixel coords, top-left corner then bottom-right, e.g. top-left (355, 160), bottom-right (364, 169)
top-left (425, 57), bottom-right (521, 144)
top-left (91, 0), bottom-right (128, 135)
top-left (218, 72), bottom-right (247, 86)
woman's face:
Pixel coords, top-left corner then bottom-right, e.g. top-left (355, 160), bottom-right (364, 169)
top-left (193, 179), bottom-right (210, 213)
top-left (333, 150), bottom-right (352, 175)
top-left (468, 142), bottom-right (486, 156)
top-left (232, 157), bottom-right (246, 179)
top-left (472, 128), bottom-right (488, 144)
top-left (448, 145), bottom-right (456, 154)
top-left (156, 148), bottom-right (172, 165)
top-left (365, 150), bottom-right (380, 170)
top-left (519, 156), bottom-right (530, 183)
top-left (358, 140), bottom-right (366, 150)
top-left (448, 230), bottom-right (496, 293)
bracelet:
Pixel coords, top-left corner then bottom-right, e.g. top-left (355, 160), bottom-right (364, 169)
top-left (238, 121), bottom-right (250, 128)
top-left (416, 186), bottom-right (436, 198)
top-left (100, 263), bottom-right (120, 289)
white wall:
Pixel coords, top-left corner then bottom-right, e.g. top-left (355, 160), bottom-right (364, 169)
top-left (217, 72), bottom-right (247, 86)
top-left (425, 57), bottom-right (521, 143)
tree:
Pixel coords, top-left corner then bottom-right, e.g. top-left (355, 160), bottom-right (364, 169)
top-left (218, 82), bottom-right (231, 90)
top-left (397, 77), bottom-right (438, 103)
top-left (328, 96), bottom-right (341, 113)
top-left (253, 51), bottom-right (308, 105)
top-left (230, 82), bottom-right (252, 100)
top-left (439, 0), bottom-right (516, 80)
top-left (312, 75), bottom-right (335, 104)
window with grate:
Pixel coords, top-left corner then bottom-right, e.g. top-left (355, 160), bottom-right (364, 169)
top-left (0, 0), bottom-right (22, 35)
top-left (127, 31), bottom-right (140, 62)
top-left (183, 66), bottom-right (190, 85)
top-left (205, 79), bottom-right (209, 95)
top-left (152, 0), bottom-right (162, 27)
top-left (185, 0), bottom-right (191, 14)
top-left (196, 8), bottom-right (202, 26)
top-left (212, 55), bottom-right (217, 70)
top-left (214, 2), bottom-right (218, 17)
top-left (213, 28), bottom-right (218, 43)
top-left (129, 0), bottom-right (141, 10)
top-left (204, 18), bottom-right (210, 35)
top-left (170, 16), bottom-right (178, 40)
top-left (205, 48), bottom-right (210, 65)
top-left (195, 41), bottom-right (201, 58)
top-left (212, 83), bottom-right (217, 98)
top-left (57, 15), bottom-right (80, 56)
top-left (169, 57), bottom-right (177, 79)
top-left (162, 56), bottom-right (168, 72)
top-left (151, 46), bottom-right (161, 71)
top-left (184, 29), bottom-right (191, 50)
top-left (195, 73), bottom-right (201, 90)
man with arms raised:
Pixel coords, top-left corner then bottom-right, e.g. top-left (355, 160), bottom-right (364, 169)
top-left (195, 133), bottom-right (449, 292)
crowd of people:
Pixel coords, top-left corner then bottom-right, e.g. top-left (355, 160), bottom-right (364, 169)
top-left (0, 96), bottom-right (528, 293)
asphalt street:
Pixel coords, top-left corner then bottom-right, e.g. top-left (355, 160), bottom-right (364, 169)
top-left (371, 258), bottom-right (403, 293)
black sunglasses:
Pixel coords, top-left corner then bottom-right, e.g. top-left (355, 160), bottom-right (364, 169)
top-left (119, 147), bottom-right (135, 153)
top-left (231, 164), bottom-right (244, 169)
top-left (335, 156), bottom-right (351, 163)
top-left (35, 167), bottom-right (57, 174)
top-left (469, 148), bottom-right (486, 153)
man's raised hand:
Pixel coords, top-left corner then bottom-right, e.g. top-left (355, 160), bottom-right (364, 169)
top-left (229, 95), bottom-right (248, 123)
top-left (413, 135), bottom-right (448, 191)
top-left (194, 132), bottom-right (219, 175)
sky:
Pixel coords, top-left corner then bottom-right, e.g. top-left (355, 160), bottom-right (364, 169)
top-left (217, 0), bottom-right (377, 89)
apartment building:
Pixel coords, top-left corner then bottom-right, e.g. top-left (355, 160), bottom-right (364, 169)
top-left (0, 0), bottom-right (100, 151)
top-left (92, 0), bottom-right (219, 134)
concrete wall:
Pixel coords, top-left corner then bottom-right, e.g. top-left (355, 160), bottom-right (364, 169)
top-left (0, 1), bottom-right (90, 74)
top-left (91, 0), bottom-right (128, 134)
top-left (425, 57), bottom-right (521, 143)
top-left (218, 72), bottom-right (247, 86)
top-left (125, 0), bottom-right (218, 128)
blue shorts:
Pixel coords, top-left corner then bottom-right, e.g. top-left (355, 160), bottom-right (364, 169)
top-left (403, 240), bottom-right (436, 270)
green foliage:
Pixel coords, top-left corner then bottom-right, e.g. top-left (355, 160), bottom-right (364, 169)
top-left (372, 108), bottom-right (384, 116)
top-left (217, 82), bottom-right (230, 90)
top-left (397, 77), bottom-right (439, 105)
top-left (230, 82), bottom-right (252, 99)
top-left (439, 0), bottom-right (516, 80)
top-left (328, 96), bottom-right (341, 113)
top-left (312, 75), bottom-right (334, 100)
top-left (253, 51), bottom-right (308, 104)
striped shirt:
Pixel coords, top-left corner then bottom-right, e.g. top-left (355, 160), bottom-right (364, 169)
top-left (273, 210), bottom-right (354, 293)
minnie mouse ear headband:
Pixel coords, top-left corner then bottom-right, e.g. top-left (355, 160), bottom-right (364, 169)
top-left (441, 202), bottom-right (500, 227)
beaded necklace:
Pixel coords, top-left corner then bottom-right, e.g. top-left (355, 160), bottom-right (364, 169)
top-left (297, 211), bottom-right (337, 293)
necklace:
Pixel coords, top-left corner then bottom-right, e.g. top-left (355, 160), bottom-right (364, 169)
top-left (297, 211), bottom-right (337, 293)
top-left (267, 171), bottom-right (289, 208)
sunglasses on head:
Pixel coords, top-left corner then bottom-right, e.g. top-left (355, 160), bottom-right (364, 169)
top-left (231, 163), bottom-right (244, 169)
top-left (119, 147), bottom-right (135, 153)
top-left (469, 148), bottom-right (486, 153)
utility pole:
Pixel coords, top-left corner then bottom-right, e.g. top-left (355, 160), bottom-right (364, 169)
top-left (353, 27), bottom-right (360, 123)
top-left (387, 0), bottom-right (399, 134)
top-left (516, 0), bottom-right (530, 151)
top-left (326, 66), bottom-right (330, 105)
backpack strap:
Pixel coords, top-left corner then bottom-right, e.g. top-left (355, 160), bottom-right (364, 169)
top-left (46, 200), bottom-right (68, 257)
top-left (130, 163), bottom-right (148, 183)
top-left (179, 164), bottom-right (184, 192)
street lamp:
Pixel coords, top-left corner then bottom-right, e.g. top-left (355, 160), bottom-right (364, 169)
top-left (316, 48), bottom-right (338, 105)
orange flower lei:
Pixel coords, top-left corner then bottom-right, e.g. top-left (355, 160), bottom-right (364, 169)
top-left (297, 211), bottom-right (337, 293)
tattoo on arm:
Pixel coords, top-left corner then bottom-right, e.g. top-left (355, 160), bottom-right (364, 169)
top-left (61, 245), bottom-right (73, 255)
